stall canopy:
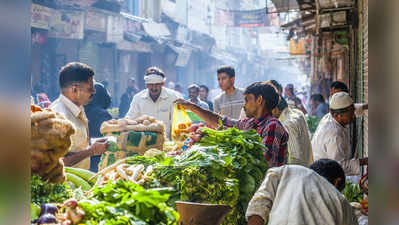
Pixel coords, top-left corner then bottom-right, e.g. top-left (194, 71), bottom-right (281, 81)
top-left (269, 0), bottom-right (315, 13)
top-left (142, 21), bottom-right (171, 43)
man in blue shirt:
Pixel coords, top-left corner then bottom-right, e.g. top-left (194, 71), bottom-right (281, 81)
top-left (311, 94), bottom-right (329, 118)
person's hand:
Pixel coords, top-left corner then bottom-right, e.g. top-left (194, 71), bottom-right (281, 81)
top-left (247, 215), bottom-right (265, 225)
top-left (360, 157), bottom-right (368, 166)
top-left (90, 138), bottom-right (109, 156)
top-left (174, 99), bottom-right (194, 110)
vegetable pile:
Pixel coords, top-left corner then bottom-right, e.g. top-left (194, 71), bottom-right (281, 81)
top-left (31, 105), bottom-right (75, 183)
top-left (342, 181), bottom-right (363, 203)
top-left (31, 175), bottom-right (72, 205)
top-left (78, 180), bottom-right (179, 225)
top-left (306, 116), bottom-right (321, 135)
top-left (126, 127), bottom-right (268, 225)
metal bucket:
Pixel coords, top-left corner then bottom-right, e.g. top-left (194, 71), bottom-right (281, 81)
top-left (175, 201), bottom-right (232, 225)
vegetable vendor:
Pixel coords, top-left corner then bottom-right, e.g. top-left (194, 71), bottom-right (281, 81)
top-left (126, 66), bottom-right (182, 139)
top-left (312, 92), bottom-right (368, 176)
top-left (175, 81), bottom-right (289, 167)
top-left (50, 62), bottom-right (109, 169)
top-left (246, 159), bottom-right (358, 225)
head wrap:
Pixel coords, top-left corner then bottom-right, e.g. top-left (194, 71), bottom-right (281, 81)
top-left (144, 73), bottom-right (165, 84)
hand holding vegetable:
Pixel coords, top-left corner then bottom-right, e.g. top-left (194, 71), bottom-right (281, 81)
top-left (90, 138), bottom-right (109, 156)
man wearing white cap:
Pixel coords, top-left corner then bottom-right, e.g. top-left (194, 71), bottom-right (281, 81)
top-left (311, 92), bottom-right (368, 176)
top-left (126, 67), bottom-right (182, 138)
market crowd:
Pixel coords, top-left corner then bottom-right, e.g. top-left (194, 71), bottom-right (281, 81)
top-left (32, 62), bottom-right (368, 225)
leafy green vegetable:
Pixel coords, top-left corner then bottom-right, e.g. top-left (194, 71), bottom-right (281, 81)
top-left (306, 116), bottom-right (321, 135)
top-left (127, 127), bottom-right (268, 225)
top-left (30, 175), bottom-right (72, 205)
top-left (343, 181), bottom-right (363, 202)
top-left (79, 180), bottom-right (179, 225)
top-left (30, 203), bottom-right (40, 221)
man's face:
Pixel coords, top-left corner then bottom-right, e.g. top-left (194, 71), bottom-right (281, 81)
top-left (243, 94), bottom-right (259, 118)
top-left (330, 88), bottom-right (340, 97)
top-left (311, 99), bottom-right (318, 108)
top-left (188, 88), bottom-right (199, 100)
top-left (76, 77), bottom-right (95, 106)
top-left (335, 105), bottom-right (356, 126)
top-left (128, 80), bottom-right (135, 89)
top-left (217, 72), bottom-right (234, 91)
top-left (271, 107), bottom-right (281, 118)
top-left (284, 87), bottom-right (293, 97)
top-left (199, 87), bottom-right (208, 101)
top-left (146, 83), bottom-right (163, 99)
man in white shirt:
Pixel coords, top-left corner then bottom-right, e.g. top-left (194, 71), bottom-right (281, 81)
top-left (312, 92), bottom-right (368, 176)
top-left (272, 97), bottom-right (313, 167)
top-left (246, 159), bottom-right (358, 225)
top-left (329, 81), bottom-right (368, 117)
top-left (50, 62), bottom-right (108, 170)
top-left (126, 67), bottom-right (182, 138)
top-left (213, 66), bottom-right (245, 119)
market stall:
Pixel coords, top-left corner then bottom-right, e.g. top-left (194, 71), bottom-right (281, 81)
top-left (30, 104), bottom-right (269, 225)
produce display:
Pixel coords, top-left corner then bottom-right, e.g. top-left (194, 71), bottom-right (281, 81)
top-left (124, 127), bottom-right (268, 225)
top-left (306, 116), bottom-right (321, 135)
top-left (31, 105), bottom-right (75, 183)
top-left (343, 181), bottom-right (363, 203)
top-left (31, 175), bottom-right (73, 206)
top-left (98, 116), bottom-right (166, 170)
top-left (64, 167), bottom-right (96, 191)
top-left (100, 115), bottom-right (165, 134)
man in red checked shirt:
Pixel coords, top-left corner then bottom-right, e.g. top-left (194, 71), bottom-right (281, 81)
top-left (175, 81), bottom-right (289, 167)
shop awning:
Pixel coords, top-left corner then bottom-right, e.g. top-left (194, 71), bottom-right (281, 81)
top-left (270, 0), bottom-right (299, 13)
top-left (168, 45), bottom-right (192, 67)
top-left (142, 21), bottom-right (171, 39)
top-left (269, 0), bottom-right (315, 13)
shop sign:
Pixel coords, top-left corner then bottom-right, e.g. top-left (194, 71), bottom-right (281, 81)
top-left (289, 39), bottom-right (305, 55)
top-left (48, 10), bottom-right (84, 39)
top-left (106, 15), bottom-right (124, 43)
top-left (31, 4), bottom-right (52, 29)
top-left (86, 10), bottom-right (107, 32)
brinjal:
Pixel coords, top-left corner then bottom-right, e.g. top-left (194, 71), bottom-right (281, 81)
top-left (37, 213), bottom-right (58, 224)
top-left (39, 203), bottom-right (58, 216)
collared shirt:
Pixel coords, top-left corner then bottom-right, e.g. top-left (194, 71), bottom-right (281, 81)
top-left (223, 113), bottom-right (289, 167)
top-left (188, 97), bottom-right (209, 110)
top-left (126, 87), bottom-right (182, 138)
top-left (311, 113), bottom-right (360, 176)
top-left (279, 107), bottom-right (313, 167)
top-left (50, 95), bottom-right (90, 170)
top-left (213, 88), bottom-right (245, 119)
top-left (246, 165), bottom-right (358, 225)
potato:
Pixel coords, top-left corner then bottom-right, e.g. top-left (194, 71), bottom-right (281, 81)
top-left (142, 120), bottom-right (151, 126)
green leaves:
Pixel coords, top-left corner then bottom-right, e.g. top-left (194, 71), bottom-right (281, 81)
top-left (342, 182), bottom-right (363, 203)
top-left (30, 175), bottom-right (72, 205)
top-left (80, 180), bottom-right (179, 225)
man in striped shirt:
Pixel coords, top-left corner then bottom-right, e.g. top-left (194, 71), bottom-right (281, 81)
top-left (213, 66), bottom-right (245, 119)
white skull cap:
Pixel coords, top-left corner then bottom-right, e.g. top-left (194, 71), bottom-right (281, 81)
top-left (329, 92), bottom-right (354, 110)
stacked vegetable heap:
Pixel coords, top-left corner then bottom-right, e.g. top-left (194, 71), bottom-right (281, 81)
top-left (125, 127), bottom-right (268, 225)
top-left (31, 125), bottom-right (268, 225)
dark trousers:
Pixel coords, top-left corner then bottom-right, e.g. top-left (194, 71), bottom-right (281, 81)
top-left (90, 155), bottom-right (101, 172)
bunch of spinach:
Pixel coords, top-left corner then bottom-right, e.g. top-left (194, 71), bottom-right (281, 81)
top-left (30, 175), bottom-right (73, 205)
top-left (79, 180), bottom-right (179, 225)
top-left (342, 181), bottom-right (363, 203)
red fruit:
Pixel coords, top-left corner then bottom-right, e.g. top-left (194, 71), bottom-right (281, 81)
top-left (192, 134), bottom-right (202, 142)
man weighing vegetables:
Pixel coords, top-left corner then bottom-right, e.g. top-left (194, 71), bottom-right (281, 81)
top-left (175, 81), bottom-right (289, 168)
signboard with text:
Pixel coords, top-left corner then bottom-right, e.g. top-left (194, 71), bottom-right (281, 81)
top-left (31, 4), bottom-right (52, 29)
top-left (48, 10), bottom-right (84, 39)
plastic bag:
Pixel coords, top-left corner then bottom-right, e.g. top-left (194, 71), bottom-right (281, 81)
top-left (172, 104), bottom-right (192, 141)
